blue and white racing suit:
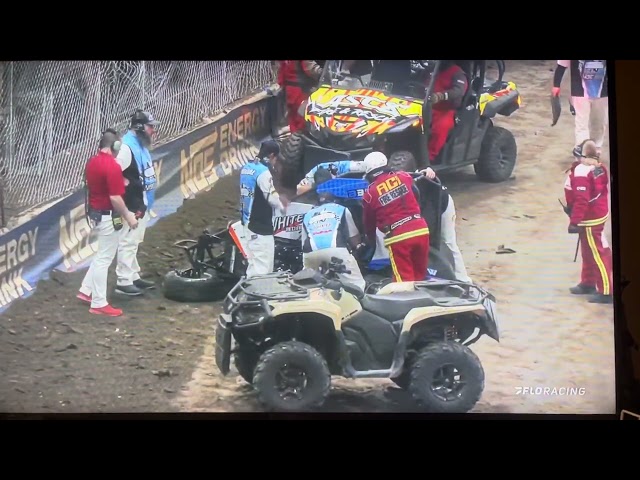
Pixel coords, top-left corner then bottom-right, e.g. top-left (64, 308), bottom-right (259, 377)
top-left (301, 202), bottom-right (366, 290)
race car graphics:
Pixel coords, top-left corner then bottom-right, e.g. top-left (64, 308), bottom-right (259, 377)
top-left (306, 87), bottom-right (422, 138)
top-left (273, 213), bottom-right (304, 235)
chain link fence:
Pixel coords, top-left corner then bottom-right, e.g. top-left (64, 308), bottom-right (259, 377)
top-left (0, 61), bottom-right (276, 226)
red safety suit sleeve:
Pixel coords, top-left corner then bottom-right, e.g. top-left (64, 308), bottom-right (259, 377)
top-left (445, 68), bottom-right (468, 104)
top-left (362, 188), bottom-right (377, 244)
top-left (570, 165), bottom-right (592, 225)
top-left (301, 61), bottom-right (322, 81)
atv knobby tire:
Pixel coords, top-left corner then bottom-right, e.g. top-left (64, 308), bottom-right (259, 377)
top-left (408, 341), bottom-right (485, 413)
top-left (278, 132), bottom-right (305, 189)
top-left (162, 269), bottom-right (230, 303)
top-left (253, 341), bottom-right (331, 411)
top-left (234, 350), bottom-right (260, 384)
top-left (475, 126), bottom-right (517, 183)
top-left (389, 150), bottom-right (417, 172)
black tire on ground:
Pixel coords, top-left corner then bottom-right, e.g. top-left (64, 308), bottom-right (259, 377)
top-left (253, 341), bottom-right (331, 411)
top-left (234, 350), bottom-right (260, 384)
top-left (408, 341), bottom-right (485, 413)
top-left (162, 269), bottom-right (231, 303)
top-left (388, 150), bottom-right (417, 172)
top-left (474, 126), bottom-right (517, 183)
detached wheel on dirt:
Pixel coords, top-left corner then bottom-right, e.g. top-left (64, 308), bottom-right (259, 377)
top-left (162, 269), bottom-right (231, 303)
top-left (408, 341), bottom-right (485, 413)
top-left (253, 340), bottom-right (331, 411)
top-left (474, 126), bottom-right (517, 183)
top-left (278, 132), bottom-right (305, 189)
top-left (234, 350), bottom-right (260, 384)
top-left (389, 150), bottom-right (417, 172)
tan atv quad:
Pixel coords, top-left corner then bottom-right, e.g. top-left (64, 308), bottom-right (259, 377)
top-left (215, 257), bottom-right (500, 413)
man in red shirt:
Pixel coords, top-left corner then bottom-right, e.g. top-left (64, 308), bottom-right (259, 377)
top-left (277, 60), bottom-right (322, 133)
top-left (564, 139), bottom-right (613, 304)
top-left (362, 152), bottom-right (430, 282)
top-left (427, 60), bottom-right (468, 163)
top-left (77, 129), bottom-right (139, 316)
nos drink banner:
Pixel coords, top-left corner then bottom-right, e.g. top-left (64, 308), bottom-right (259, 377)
top-left (0, 92), bottom-right (282, 313)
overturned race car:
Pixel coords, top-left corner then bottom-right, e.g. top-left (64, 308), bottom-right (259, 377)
top-left (162, 173), bottom-right (457, 303)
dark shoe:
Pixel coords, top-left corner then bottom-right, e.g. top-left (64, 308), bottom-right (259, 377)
top-left (588, 294), bottom-right (613, 304)
top-left (115, 284), bottom-right (144, 296)
top-left (569, 284), bottom-right (596, 295)
top-left (134, 278), bottom-right (156, 290)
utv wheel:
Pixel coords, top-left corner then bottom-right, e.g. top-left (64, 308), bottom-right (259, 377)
top-left (408, 341), bottom-right (485, 413)
top-left (234, 350), bottom-right (260, 384)
top-left (388, 150), bottom-right (417, 172)
top-left (278, 132), bottom-right (305, 189)
top-left (162, 269), bottom-right (231, 303)
top-left (253, 341), bottom-right (331, 411)
top-left (475, 126), bottom-right (517, 183)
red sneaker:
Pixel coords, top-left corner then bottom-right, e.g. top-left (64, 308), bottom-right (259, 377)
top-left (89, 304), bottom-right (123, 317)
top-left (77, 292), bottom-right (92, 303)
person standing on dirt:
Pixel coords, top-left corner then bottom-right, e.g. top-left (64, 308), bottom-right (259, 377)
top-left (114, 110), bottom-right (160, 296)
top-left (361, 151), bottom-right (430, 282)
top-left (277, 61), bottom-right (322, 134)
top-left (552, 60), bottom-right (609, 157)
top-left (77, 130), bottom-right (139, 316)
top-left (418, 167), bottom-right (471, 283)
top-left (427, 60), bottom-right (468, 163)
top-left (296, 160), bottom-right (367, 196)
top-left (563, 139), bottom-right (613, 304)
top-left (240, 140), bottom-right (290, 277)
top-left (301, 179), bottom-right (366, 291)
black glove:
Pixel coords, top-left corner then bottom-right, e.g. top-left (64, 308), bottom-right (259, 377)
top-left (562, 205), bottom-right (572, 217)
top-left (429, 92), bottom-right (447, 104)
top-left (568, 224), bottom-right (580, 234)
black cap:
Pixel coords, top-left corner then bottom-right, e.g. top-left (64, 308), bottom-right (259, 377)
top-left (257, 140), bottom-right (280, 158)
top-left (131, 109), bottom-right (160, 129)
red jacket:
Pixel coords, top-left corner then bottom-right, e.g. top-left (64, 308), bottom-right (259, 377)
top-left (564, 160), bottom-right (610, 226)
top-left (431, 64), bottom-right (468, 111)
top-left (362, 170), bottom-right (429, 247)
top-left (277, 61), bottom-right (322, 94)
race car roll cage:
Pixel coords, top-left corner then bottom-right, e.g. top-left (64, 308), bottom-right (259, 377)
top-left (302, 60), bottom-right (507, 172)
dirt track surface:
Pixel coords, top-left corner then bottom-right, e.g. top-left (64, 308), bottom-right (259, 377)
top-left (0, 60), bottom-right (616, 414)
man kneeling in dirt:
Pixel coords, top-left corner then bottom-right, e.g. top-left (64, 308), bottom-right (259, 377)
top-left (296, 160), bottom-right (367, 196)
top-left (300, 170), bottom-right (366, 291)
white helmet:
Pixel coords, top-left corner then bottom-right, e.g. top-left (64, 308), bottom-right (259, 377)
top-left (363, 151), bottom-right (388, 174)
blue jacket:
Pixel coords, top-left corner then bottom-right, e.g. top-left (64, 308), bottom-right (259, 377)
top-left (240, 161), bottom-right (271, 228)
top-left (122, 131), bottom-right (157, 208)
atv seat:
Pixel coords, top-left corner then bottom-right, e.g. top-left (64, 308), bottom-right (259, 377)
top-left (361, 291), bottom-right (437, 322)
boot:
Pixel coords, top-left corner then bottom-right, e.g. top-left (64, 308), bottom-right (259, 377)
top-left (588, 293), bottom-right (613, 304)
top-left (134, 278), bottom-right (156, 290)
top-left (569, 283), bottom-right (596, 295)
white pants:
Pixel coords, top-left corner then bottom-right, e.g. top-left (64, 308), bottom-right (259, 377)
top-left (79, 215), bottom-right (120, 308)
top-left (303, 247), bottom-right (366, 291)
top-left (440, 196), bottom-right (471, 283)
top-left (116, 211), bottom-right (149, 286)
top-left (245, 226), bottom-right (275, 277)
top-left (572, 96), bottom-right (609, 149)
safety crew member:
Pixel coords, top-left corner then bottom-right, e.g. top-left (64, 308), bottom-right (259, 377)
top-left (362, 151), bottom-right (430, 282)
top-left (427, 60), bottom-right (468, 163)
top-left (553, 60), bottom-right (608, 157)
top-left (296, 160), bottom-right (367, 196)
top-left (564, 139), bottom-right (613, 304)
top-left (240, 140), bottom-right (290, 277)
top-left (77, 130), bottom-right (139, 316)
top-left (301, 169), bottom-right (366, 291)
top-left (277, 60), bottom-right (322, 134)
top-left (419, 167), bottom-right (471, 283)
top-left (114, 109), bottom-right (160, 296)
